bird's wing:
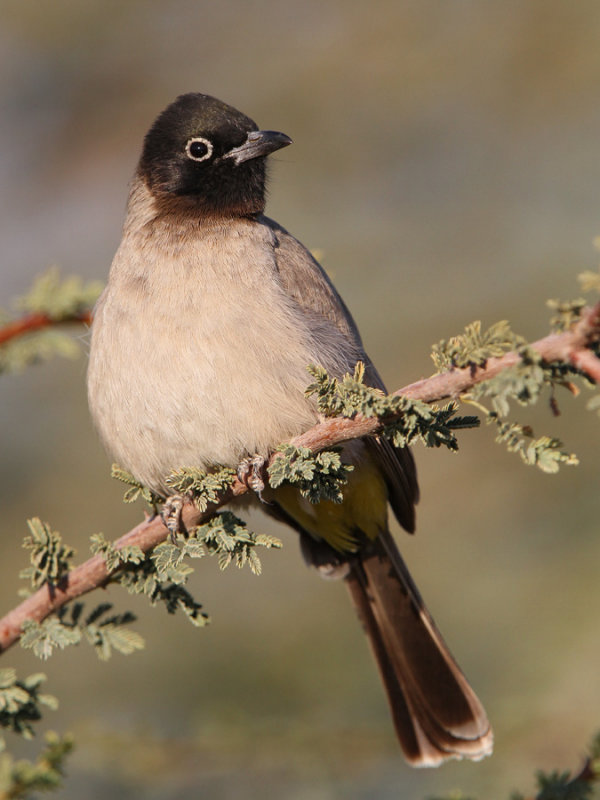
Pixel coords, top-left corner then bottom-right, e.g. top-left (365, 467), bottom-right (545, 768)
top-left (263, 216), bottom-right (419, 533)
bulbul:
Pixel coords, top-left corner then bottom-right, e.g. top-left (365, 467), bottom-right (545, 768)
top-left (87, 93), bottom-right (493, 766)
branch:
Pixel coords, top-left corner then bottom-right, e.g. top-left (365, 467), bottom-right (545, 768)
top-left (1, 302), bottom-right (599, 654)
top-left (293, 301), bottom-right (600, 452)
top-left (0, 310), bottom-right (92, 347)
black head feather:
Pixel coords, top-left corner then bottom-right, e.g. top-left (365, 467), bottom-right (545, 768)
top-left (139, 93), bottom-right (291, 217)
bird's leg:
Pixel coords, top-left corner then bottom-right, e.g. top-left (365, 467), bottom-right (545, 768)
top-left (237, 454), bottom-right (267, 500)
top-left (160, 494), bottom-right (185, 542)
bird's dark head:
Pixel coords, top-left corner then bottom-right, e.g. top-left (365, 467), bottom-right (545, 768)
top-left (138, 93), bottom-right (292, 217)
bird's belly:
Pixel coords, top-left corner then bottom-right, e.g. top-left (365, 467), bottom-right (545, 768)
top-left (88, 286), bottom-right (322, 493)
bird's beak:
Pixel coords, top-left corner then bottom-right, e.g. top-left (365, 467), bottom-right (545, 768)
top-left (222, 130), bottom-right (293, 165)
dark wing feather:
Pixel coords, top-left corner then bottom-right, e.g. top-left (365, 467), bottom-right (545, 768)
top-left (263, 215), bottom-right (419, 532)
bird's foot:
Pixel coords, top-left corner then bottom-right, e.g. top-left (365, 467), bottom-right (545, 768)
top-left (237, 454), bottom-right (267, 500)
top-left (160, 494), bottom-right (185, 542)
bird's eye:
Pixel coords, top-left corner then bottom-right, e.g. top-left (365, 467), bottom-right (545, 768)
top-left (185, 137), bottom-right (213, 162)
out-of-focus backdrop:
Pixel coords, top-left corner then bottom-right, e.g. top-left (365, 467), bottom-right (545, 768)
top-left (2, 1), bottom-right (600, 797)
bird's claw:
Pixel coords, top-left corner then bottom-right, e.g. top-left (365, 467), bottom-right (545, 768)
top-left (237, 454), bottom-right (267, 500)
top-left (161, 494), bottom-right (185, 542)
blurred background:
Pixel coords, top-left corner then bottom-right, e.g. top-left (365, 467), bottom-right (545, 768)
top-left (1, 1), bottom-right (600, 797)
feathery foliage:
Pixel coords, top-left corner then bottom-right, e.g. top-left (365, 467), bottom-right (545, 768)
top-left (19, 520), bottom-right (75, 593)
top-left (429, 307), bottom-right (596, 471)
top-left (305, 362), bottom-right (480, 452)
top-left (268, 444), bottom-right (353, 504)
top-left (190, 512), bottom-right (282, 575)
top-left (547, 298), bottom-right (589, 333)
top-left (0, 268), bottom-right (102, 375)
top-left (110, 465), bottom-right (162, 509)
top-left (165, 466), bottom-right (237, 511)
top-left (0, 731), bottom-right (73, 799)
top-left (15, 268), bottom-right (102, 319)
top-left (89, 533), bottom-right (144, 573)
top-left (431, 319), bottom-right (525, 370)
top-left (0, 670), bottom-right (57, 740)
top-left (2, 267), bottom-right (600, 797)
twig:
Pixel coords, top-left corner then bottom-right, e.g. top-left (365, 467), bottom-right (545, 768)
top-left (1, 302), bottom-right (599, 654)
top-left (0, 311), bottom-right (93, 347)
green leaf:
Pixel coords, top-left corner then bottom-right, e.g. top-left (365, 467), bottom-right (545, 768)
top-left (165, 466), bottom-right (237, 511)
top-left (111, 464), bottom-right (162, 509)
top-left (0, 670), bottom-right (57, 740)
top-left (0, 730), bottom-right (74, 797)
top-left (151, 542), bottom-right (193, 585)
top-left (113, 557), bottom-right (209, 627)
top-left (191, 512), bottom-right (281, 576)
top-left (20, 519), bottom-right (75, 590)
top-left (489, 416), bottom-right (578, 473)
top-left (0, 330), bottom-right (81, 375)
top-left (305, 364), bottom-right (478, 454)
top-left (90, 533), bottom-right (144, 572)
top-left (547, 298), bottom-right (587, 332)
top-left (16, 267), bottom-right (102, 319)
top-left (579, 268), bottom-right (600, 294)
top-left (20, 619), bottom-right (81, 661)
top-left (431, 319), bottom-right (526, 371)
top-left (84, 623), bottom-right (145, 661)
top-left (268, 444), bottom-right (353, 504)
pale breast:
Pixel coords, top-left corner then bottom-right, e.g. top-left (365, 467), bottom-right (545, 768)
top-left (88, 211), bottom-right (355, 494)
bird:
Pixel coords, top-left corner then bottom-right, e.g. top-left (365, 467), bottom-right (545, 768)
top-left (87, 92), bottom-right (493, 766)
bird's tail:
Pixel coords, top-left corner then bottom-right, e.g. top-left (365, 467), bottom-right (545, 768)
top-left (344, 530), bottom-right (492, 766)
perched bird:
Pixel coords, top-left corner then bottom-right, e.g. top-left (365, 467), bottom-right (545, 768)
top-left (87, 93), bottom-right (493, 766)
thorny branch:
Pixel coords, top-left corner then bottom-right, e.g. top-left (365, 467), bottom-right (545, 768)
top-left (0, 301), bottom-right (599, 655)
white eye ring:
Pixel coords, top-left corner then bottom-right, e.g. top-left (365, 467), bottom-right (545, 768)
top-left (185, 137), bottom-right (213, 162)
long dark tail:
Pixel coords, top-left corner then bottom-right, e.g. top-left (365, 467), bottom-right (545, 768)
top-left (344, 530), bottom-right (492, 766)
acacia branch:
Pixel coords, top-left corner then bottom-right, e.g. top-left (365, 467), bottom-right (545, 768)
top-left (0, 311), bottom-right (93, 347)
top-left (1, 302), bottom-right (599, 654)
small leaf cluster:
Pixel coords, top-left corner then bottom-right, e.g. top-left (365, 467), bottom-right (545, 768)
top-left (469, 347), bottom-right (552, 417)
top-left (151, 537), bottom-right (205, 585)
top-left (20, 604), bottom-right (144, 662)
top-left (382, 399), bottom-right (479, 451)
top-left (190, 511), bottom-right (282, 575)
top-left (0, 670), bottom-right (57, 740)
top-left (0, 330), bottom-right (81, 375)
top-left (431, 319), bottom-right (526, 371)
top-left (0, 731), bottom-right (73, 799)
top-left (463, 345), bottom-right (580, 471)
top-left (115, 560), bottom-right (208, 627)
top-left (15, 268), bottom-right (102, 320)
top-left (0, 268), bottom-right (102, 374)
top-left (111, 465), bottom-right (162, 509)
top-left (305, 363), bottom-right (479, 452)
top-left (547, 298), bottom-right (588, 333)
top-left (105, 510), bottom-right (280, 625)
top-left (429, 305), bottom-right (593, 472)
top-left (165, 466), bottom-right (237, 511)
top-left (90, 532), bottom-right (208, 629)
top-left (579, 263), bottom-right (600, 294)
top-left (89, 532), bottom-right (144, 573)
top-left (430, 306), bottom-right (599, 469)
top-left (268, 445), bottom-right (353, 504)
top-left (492, 417), bottom-right (579, 473)
top-left (19, 519), bottom-right (75, 593)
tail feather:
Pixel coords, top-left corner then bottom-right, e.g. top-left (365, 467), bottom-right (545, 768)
top-left (345, 531), bottom-right (493, 766)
